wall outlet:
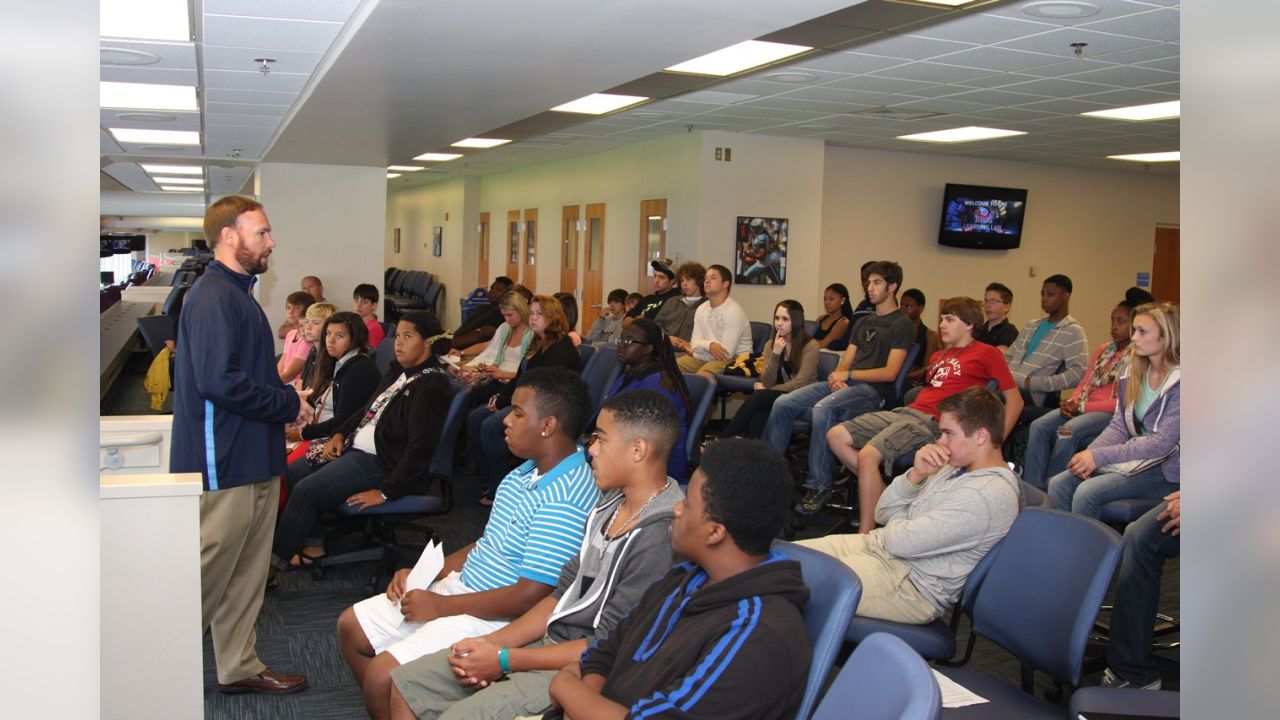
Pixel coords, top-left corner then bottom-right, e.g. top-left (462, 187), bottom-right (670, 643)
top-left (714, 147), bottom-right (723, 161)
top-left (724, 147), bottom-right (732, 161)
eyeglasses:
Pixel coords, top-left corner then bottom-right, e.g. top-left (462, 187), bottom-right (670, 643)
top-left (983, 299), bottom-right (1008, 306)
top-left (616, 337), bottom-right (650, 347)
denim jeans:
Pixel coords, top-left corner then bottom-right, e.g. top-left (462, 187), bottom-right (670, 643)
top-left (272, 448), bottom-right (382, 566)
top-left (1022, 410), bottom-right (1111, 490)
top-left (468, 405), bottom-right (515, 489)
top-left (1047, 463), bottom-right (1176, 520)
top-left (1106, 500), bottom-right (1179, 684)
top-left (761, 380), bottom-right (882, 491)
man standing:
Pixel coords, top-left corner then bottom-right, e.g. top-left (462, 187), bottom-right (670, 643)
top-left (976, 282), bottom-right (1018, 352)
top-left (623, 259), bottom-right (680, 324)
top-left (674, 264), bottom-right (752, 378)
top-left (1004, 274), bottom-right (1089, 416)
top-left (170, 195), bottom-right (312, 694)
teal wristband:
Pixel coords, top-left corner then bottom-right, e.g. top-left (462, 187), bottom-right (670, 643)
top-left (498, 647), bottom-right (511, 674)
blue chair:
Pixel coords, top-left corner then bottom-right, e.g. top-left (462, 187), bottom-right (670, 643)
top-left (581, 345), bottom-right (619, 411)
top-left (372, 333), bottom-right (397, 375)
top-left (772, 540), bottom-right (862, 720)
top-left (935, 508), bottom-right (1124, 718)
top-left (682, 373), bottom-right (717, 470)
top-left (1069, 687), bottom-right (1179, 719)
top-left (576, 342), bottom-right (596, 369)
top-left (749, 320), bottom-right (771, 355)
top-left (1100, 497), bottom-right (1162, 524)
top-left (884, 342), bottom-right (920, 409)
top-left (1020, 479), bottom-right (1052, 509)
top-left (812, 632), bottom-right (941, 720)
top-left (136, 314), bottom-right (174, 358)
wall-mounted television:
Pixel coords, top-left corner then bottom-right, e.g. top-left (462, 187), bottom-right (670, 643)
top-left (938, 183), bottom-right (1028, 250)
top-left (101, 233), bottom-right (147, 254)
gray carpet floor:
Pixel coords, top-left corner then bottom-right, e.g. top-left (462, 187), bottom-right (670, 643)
top-left (103, 352), bottom-right (1179, 719)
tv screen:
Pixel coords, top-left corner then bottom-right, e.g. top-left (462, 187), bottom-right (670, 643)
top-left (101, 233), bottom-right (146, 254)
top-left (938, 184), bottom-right (1027, 250)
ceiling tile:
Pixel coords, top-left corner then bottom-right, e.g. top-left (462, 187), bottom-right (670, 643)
top-left (891, 97), bottom-right (1004, 115)
top-left (205, 113), bottom-right (286, 128)
top-left (204, 141), bottom-right (267, 158)
top-left (203, 45), bottom-right (324, 75)
top-left (869, 61), bottom-right (999, 84)
top-left (1014, 97), bottom-right (1116, 114)
top-left (202, 15), bottom-right (343, 54)
top-left (1142, 81), bottom-right (1179, 94)
top-left (780, 85), bottom-right (891, 104)
top-left (996, 27), bottom-right (1159, 57)
top-left (710, 78), bottom-right (818, 97)
top-left (1002, 76), bottom-right (1118, 98)
top-left (1090, 41), bottom-right (1179, 64)
top-left (203, 68), bottom-right (312, 92)
top-left (1075, 87), bottom-right (1179, 106)
top-left (943, 88), bottom-right (1059, 107)
top-left (679, 89), bottom-right (759, 105)
top-left (962, 105), bottom-right (1059, 122)
top-left (204, 87), bottom-right (298, 106)
top-left (840, 35), bottom-right (977, 61)
top-left (205, 0), bottom-right (362, 23)
top-left (206, 125), bottom-right (276, 142)
top-left (904, 14), bottom-right (1055, 45)
top-left (1078, 7), bottom-right (1179, 42)
top-left (948, 72), bottom-right (1043, 89)
top-left (1061, 64), bottom-right (1177, 88)
top-left (789, 50), bottom-right (905, 74)
top-left (1135, 56), bottom-right (1178, 73)
top-left (824, 74), bottom-right (938, 94)
top-left (205, 101), bottom-right (288, 117)
top-left (99, 66), bottom-right (199, 85)
top-left (1018, 57), bottom-right (1121, 78)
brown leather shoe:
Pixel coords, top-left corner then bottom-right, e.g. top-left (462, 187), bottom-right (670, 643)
top-left (218, 668), bottom-right (310, 695)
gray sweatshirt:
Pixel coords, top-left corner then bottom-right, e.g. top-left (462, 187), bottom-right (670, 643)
top-left (1004, 314), bottom-right (1089, 406)
top-left (873, 464), bottom-right (1020, 614)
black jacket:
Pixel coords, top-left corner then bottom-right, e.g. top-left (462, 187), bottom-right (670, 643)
top-left (335, 359), bottom-right (453, 500)
top-left (493, 335), bottom-right (581, 408)
top-left (301, 353), bottom-right (380, 441)
top-left (579, 553), bottom-right (811, 720)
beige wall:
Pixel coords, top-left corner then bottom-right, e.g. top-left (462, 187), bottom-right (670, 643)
top-left (819, 146), bottom-right (1179, 346)
top-left (386, 177), bottom-right (468, 328)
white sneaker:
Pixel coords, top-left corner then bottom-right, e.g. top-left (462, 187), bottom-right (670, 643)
top-left (1100, 668), bottom-right (1162, 690)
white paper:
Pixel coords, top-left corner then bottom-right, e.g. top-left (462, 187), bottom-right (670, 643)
top-left (932, 670), bottom-right (989, 708)
top-left (393, 540), bottom-right (444, 626)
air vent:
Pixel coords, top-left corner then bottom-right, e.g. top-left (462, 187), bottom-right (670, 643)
top-left (850, 106), bottom-right (945, 121)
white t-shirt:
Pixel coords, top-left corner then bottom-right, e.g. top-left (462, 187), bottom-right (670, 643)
top-left (689, 296), bottom-right (752, 361)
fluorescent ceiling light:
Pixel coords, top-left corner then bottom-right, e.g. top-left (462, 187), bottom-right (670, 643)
top-left (387, 173), bottom-right (402, 179)
top-left (1082, 100), bottom-right (1180, 121)
top-left (551, 93), bottom-right (648, 115)
top-left (898, 126), bottom-right (1026, 143)
top-left (150, 176), bottom-right (203, 185)
top-left (141, 164), bottom-right (203, 175)
top-left (387, 165), bottom-right (426, 172)
top-left (452, 138), bottom-right (512, 149)
top-left (412, 152), bottom-right (464, 162)
top-left (665, 40), bottom-right (811, 77)
top-left (1107, 151), bottom-right (1180, 162)
top-left (101, 81), bottom-right (197, 111)
top-left (109, 128), bottom-right (200, 145)
top-left (159, 186), bottom-right (203, 193)
top-left (101, 0), bottom-right (190, 42)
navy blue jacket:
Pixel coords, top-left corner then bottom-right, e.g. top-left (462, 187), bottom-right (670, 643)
top-left (170, 260), bottom-right (300, 491)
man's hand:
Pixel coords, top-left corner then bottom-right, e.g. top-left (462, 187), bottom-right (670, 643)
top-left (294, 387), bottom-right (314, 424)
top-left (828, 371), bottom-right (848, 391)
top-left (709, 342), bottom-right (730, 361)
top-left (1157, 491), bottom-right (1181, 536)
top-left (399, 589), bottom-right (446, 623)
top-left (346, 489), bottom-right (386, 512)
top-left (1066, 449), bottom-right (1097, 479)
top-left (448, 638), bottom-right (504, 686)
top-left (322, 433), bottom-right (346, 460)
top-left (910, 443), bottom-right (950, 483)
top-left (669, 336), bottom-right (690, 353)
top-left (386, 568), bottom-right (411, 603)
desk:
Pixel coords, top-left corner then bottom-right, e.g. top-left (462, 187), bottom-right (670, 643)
top-left (100, 300), bottom-right (157, 400)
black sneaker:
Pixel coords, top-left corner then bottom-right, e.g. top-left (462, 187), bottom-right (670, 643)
top-left (1100, 668), bottom-right (1161, 690)
top-left (794, 488), bottom-right (833, 515)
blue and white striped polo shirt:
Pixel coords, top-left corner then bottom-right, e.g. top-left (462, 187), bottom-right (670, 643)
top-left (460, 449), bottom-right (599, 589)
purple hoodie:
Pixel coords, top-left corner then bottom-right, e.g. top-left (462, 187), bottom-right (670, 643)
top-left (1088, 368), bottom-right (1180, 484)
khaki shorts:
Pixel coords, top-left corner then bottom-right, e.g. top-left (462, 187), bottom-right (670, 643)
top-left (841, 407), bottom-right (938, 477)
top-left (677, 355), bottom-right (730, 375)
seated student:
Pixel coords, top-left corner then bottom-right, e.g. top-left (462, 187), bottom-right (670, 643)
top-left (1048, 302), bottom-right (1180, 520)
top-left (354, 282), bottom-right (387, 349)
top-left (294, 301), bottom-right (338, 394)
top-left (553, 291), bottom-right (582, 346)
top-left (761, 261), bottom-right (913, 515)
top-left (302, 274), bottom-right (326, 303)
top-left (828, 297), bottom-right (1022, 533)
top-left (624, 292), bottom-right (642, 315)
top-left (277, 291), bottom-right (316, 383)
top-left (386, 390), bottom-right (685, 720)
top-left (812, 282), bottom-right (854, 351)
top-left (1023, 297), bottom-right (1135, 489)
top-left (900, 288), bottom-right (940, 387)
top-left (1004, 274), bottom-right (1089, 418)
top-left (545, 439), bottom-right (811, 720)
top-left (801, 387), bottom-right (1020, 623)
top-left (584, 288), bottom-right (627, 345)
top-left (457, 288), bottom-right (533, 389)
top-left (976, 282), bottom-right (1018, 352)
top-left (468, 295), bottom-right (583, 501)
top-left (718, 300), bottom-right (818, 440)
top-left (674, 264), bottom-right (752, 379)
top-left (850, 260), bottom-right (877, 320)
top-left (272, 311), bottom-right (453, 579)
top-left (450, 276), bottom-right (514, 351)
top-left (1100, 490), bottom-right (1180, 690)
top-left (623, 259), bottom-right (680, 325)
top-left (277, 277), bottom-right (325, 339)
top-left (337, 368), bottom-right (598, 720)
top-left (599, 319), bottom-right (692, 483)
top-left (654, 261), bottom-right (706, 345)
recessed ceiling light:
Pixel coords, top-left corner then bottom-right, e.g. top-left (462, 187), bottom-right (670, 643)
top-left (1107, 151), bottom-right (1179, 162)
top-left (115, 112), bottom-right (178, 123)
top-left (386, 173), bottom-right (401, 179)
top-left (151, 176), bottom-right (203, 185)
top-left (1021, 1), bottom-right (1101, 19)
top-left (101, 0), bottom-right (191, 42)
top-left (141, 164), bottom-right (203, 175)
top-left (101, 81), bottom-right (198, 111)
top-left (665, 40), bottom-right (811, 77)
top-left (551, 93), bottom-right (649, 115)
top-left (109, 128), bottom-right (200, 145)
top-left (451, 138), bottom-right (512, 149)
top-left (387, 165), bottom-right (426, 172)
top-left (100, 46), bottom-right (162, 66)
top-left (412, 152), bottom-right (464, 162)
top-left (898, 126), bottom-right (1026, 143)
top-left (764, 71), bottom-right (820, 84)
top-left (1082, 100), bottom-right (1180, 121)
top-left (159, 185), bottom-right (203, 192)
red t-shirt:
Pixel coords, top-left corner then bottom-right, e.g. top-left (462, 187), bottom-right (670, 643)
top-left (911, 341), bottom-right (1015, 419)
top-left (364, 316), bottom-right (385, 349)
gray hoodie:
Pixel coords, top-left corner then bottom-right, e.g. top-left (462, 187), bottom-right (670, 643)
top-left (545, 482), bottom-right (684, 644)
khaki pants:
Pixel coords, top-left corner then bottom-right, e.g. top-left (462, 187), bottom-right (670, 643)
top-left (798, 533), bottom-right (941, 624)
top-left (200, 478), bottom-right (278, 684)
top-left (677, 355), bottom-right (730, 374)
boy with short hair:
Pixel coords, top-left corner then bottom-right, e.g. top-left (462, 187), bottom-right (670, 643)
top-left (277, 290), bottom-right (316, 383)
top-left (624, 293), bottom-right (643, 314)
top-left (656, 261), bottom-right (707, 345)
top-left (976, 282), bottom-right (1018, 351)
top-left (546, 439), bottom-right (811, 720)
top-left (585, 288), bottom-right (629, 346)
top-left (354, 283), bottom-right (385, 349)
top-left (675, 264), bottom-right (752, 379)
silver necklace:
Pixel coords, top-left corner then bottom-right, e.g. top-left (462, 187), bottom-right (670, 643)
top-left (599, 480), bottom-right (670, 559)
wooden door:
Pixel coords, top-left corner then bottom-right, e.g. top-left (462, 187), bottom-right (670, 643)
top-left (583, 203), bottom-right (606, 330)
top-left (1151, 226), bottom-right (1179, 304)
top-left (477, 212), bottom-right (490, 286)
top-left (506, 210), bottom-right (520, 283)
top-left (561, 205), bottom-right (580, 327)
top-left (522, 208), bottom-right (538, 293)
top-left (637, 199), bottom-right (667, 293)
